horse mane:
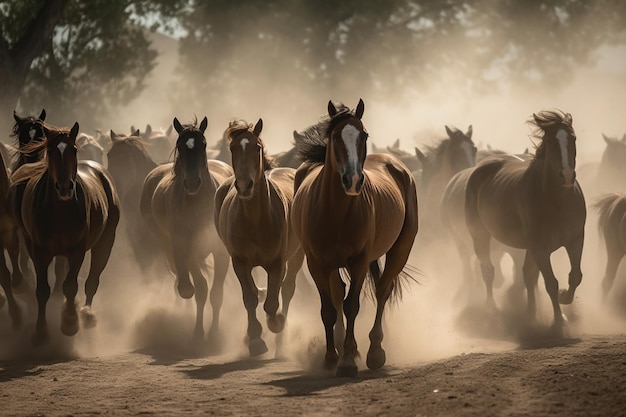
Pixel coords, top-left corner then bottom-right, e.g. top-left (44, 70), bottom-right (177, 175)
top-left (19, 125), bottom-right (69, 157)
top-left (226, 119), bottom-right (277, 171)
top-left (296, 102), bottom-right (351, 164)
top-left (593, 193), bottom-right (624, 238)
top-left (528, 109), bottom-right (573, 161)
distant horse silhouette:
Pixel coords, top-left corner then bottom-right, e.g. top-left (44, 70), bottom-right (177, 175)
top-left (215, 118), bottom-right (304, 356)
top-left (292, 99), bottom-right (418, 376)
top-left (272, 130), bottom-right (308, 169)
top-left (370, 139), bottom-right (421, 174)
top-left (206, 129), bottom-right (231, 165)
top-left (106, 130), bottom-right (160, 272)
top-left (140, 116), bottom-right (233, 343)
top-left (594, 193), bottom-right (626, 300)
top-left (465, 110), bottom-right (585, 329)
top-left (132, 123), bottom-right (175, 163)
top-left (415, 125), bottom-right (476, 236)
top-left (10, 122), bottom-right (120, 344)
top-left (596, 134), bottom-right (626, 193)
top-left (76, 133), bottom-right (105, 165)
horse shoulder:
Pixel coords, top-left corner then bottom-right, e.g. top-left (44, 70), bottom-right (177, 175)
top-left (139, 164), bottom-right (171, 222)
top-left (267, 167), bottom-right (296, 200)
top-left (214, 178), bottom-right (235, 231)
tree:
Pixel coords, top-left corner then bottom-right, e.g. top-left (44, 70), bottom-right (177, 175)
top-left (0, 0), bottom-right (186, 137)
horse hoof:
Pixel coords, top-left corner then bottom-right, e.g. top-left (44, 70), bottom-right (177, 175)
top-left (336, 364), bottom-right (358, 378)
top-left (558, 289), bottom-right (574, 304)
top-left (267, 313), bottom-right (285, 333)
top-left (80, 306), bottom-right (97, 329)
top-left (366, 347), bottom-right (386, 370)
top-left (324, 351), bottom-right (339, 370)
top-left (176, 281), bottom-right (195, 299)
top-left (248, 338), bottom-right (268, 357)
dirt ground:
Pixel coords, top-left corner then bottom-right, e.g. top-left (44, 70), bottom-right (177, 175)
top-left (1, 218), bottom-right (626, 417)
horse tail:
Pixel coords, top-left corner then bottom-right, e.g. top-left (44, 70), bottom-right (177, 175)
top-left (593, 193), bottom-right (623, 238)
top-left (364, 259), bottom-right (422, 305)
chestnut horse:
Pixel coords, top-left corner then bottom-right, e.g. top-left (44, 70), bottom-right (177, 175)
top-left (214, 118), bottom-right (304, 356)
top-left (465, 110), bottom-right (585, 329)
top-left (140, 116), bottom-right (233, 343)
top-left (10, 123), bottom-right (120, 344)
top-left (292, 99), bottom-right (418, 376)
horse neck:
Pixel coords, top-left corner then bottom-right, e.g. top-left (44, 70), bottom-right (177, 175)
top-left (317, 148), bottom-right (358, 211)
top-left (239, 171), bottom-right (274, 218)
top-left (528, 158), bottom-right (570, 198)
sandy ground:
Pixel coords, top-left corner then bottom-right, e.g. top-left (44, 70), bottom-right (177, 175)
top-left (1, 206), bottom-right (626, 417)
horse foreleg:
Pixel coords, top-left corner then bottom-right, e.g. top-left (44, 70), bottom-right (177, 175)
top-left (61, 250), bottom-right (86, 336)
top-left (207, 249), bottom-right (229, 348)
top-left (189, 260), bottom-right (208, 343)
top-left (308, 260), bottom-right (338, 369)
top-left (330, 269), bottom-right (345, 355)
top-left (522, 251), bottom-right (540, 320)
top-left (265, 259), bottom-right (286, 334)
top-left (601, 249), bottom-right (623, 302)
top-left (233, 257), bottom-right (267, 356)
top-left (6, 230), bottom-right (25, 291)
top-left (532, 251), bottom-right (565, 329)
top-left (337, 261), bottom-right (368, 377)
top-left (0, 252), bottom-right (21, 329)
top-left (32, 250), bottom-right (54, 345)
top-left (280, 248), bottom-right (304, 321)
top-left (52, 257), bottom-right (68, 296)
top-left (560, 234), bottom-right (584, 305)
top-left (172, 241), bottom-right (194, 299)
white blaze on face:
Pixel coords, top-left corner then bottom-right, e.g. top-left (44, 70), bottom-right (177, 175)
top-left (240, 138), bottom-right (249, 151)
top-left (29, 128), bottom-right (36, 140)
top-left (341, 124), bottom-right (360, 169)
top-left (186, 138), bottom-right (195, 149)
top-left (57, 141), bottom-right (67, 158)
top-left (556, 129), bottom-right (570, 169)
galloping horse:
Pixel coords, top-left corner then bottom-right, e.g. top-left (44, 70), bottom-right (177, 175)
top-left (415, 125), bottom-right (476, 238)
top-left (0, 146), bottom-right (23, 328)
top-left (594, 193), bottom-right (626, 301)
top-left (140, 116), bottom-right (233, 343)
top-left (292, 99), bottom-right (418, 376)
top-left (215, 118), bottom-right (304, 356)
top-left (465, 110), bottom-right (585, 329)
top-left (10, 123), bottom-right (120, 344)
top-left (107, 130), bottom-right (160, 272)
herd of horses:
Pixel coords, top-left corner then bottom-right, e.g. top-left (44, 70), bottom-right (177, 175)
top-left (0, 100), bottom-right (625, 377)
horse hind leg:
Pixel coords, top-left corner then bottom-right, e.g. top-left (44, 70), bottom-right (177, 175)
top-left (559, 234), bottom-right (584, 305)
top-left (206, 249), bottom-right (229, 352)
top-left (521, 251), bottom-right (540, 319)
top-left (600, 249), bottom-right (623, 302)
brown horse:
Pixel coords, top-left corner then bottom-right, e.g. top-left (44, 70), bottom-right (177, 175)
top-left (214, 118), bottom-right (304, 356)
top-left (465, 110), bottom-right (585, 329)
top-left (10, 123), bottom-right (120, 344)
top-left (10, 109), bottom-right (47, 171)
top-left (594, 193), bottom-right (626, 301)
top-left (106, 130), bottom-right (160, 272)
top-left (140, 116), bottom-right (233, 343)
top-left (291, 99), bottom-right (418, 376)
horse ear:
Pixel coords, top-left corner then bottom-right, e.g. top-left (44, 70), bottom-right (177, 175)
top-left (328, 100), bottom-right (338, 117)
top-left (466, 125), bottom-right (473, 139)
top-left (253, 118), bottom-right (263, 136)
top-left (166, 124), bottom-right (173, 137)
top-left (130, 125), bottom-right (136, 134)
top-left (621, 133), bottom-right (626, 143)
top-left (392, 138), bottom-right (400, 149)
top-left (70, 122), bottom-right (79, 140)
top-left (39, 109), bottom-right (46, 121)
top-left (445, 125), bottom-right (454, 138)
top-left (293, 130), bottom-right (304, 142)
top-left (355, 98), bottom-right (365, 119)
top-left (13, 111), bottom-right (21, 124)
top-left (602, 133), bottom-right (611, 144)
top-left (173, 117), bottom-right (183, 133)
top-left (565, 113), bottom-right (573, 125)
top-left (110, 130), bottom-right (119, 142)
top-left (416, 147), bottom-right (426, 163)
top-left (145, 124), bottom-right (152, 136)
top-left (132, 129), bottom-right (140, 137)
top-left (199, 116), bottom-right (208, 133)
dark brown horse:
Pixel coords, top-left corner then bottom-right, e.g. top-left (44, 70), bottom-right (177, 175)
top-left (465, 110), bottom-right (585, 329)
top-left (594, 193), bottom-right (626, 300)
top-left (10, 109), bottom-right (47, 171)
top-left (106, 130), bottom-right (160, 272)
top-left (0, 145), bottom-right (24, 328)
top-left (10, 123), bottom-right (120, 344)
top-left (292, 99), bottom-right (419, 376)
top-left (415, 125), bottom-right (476, 237)
top-left (140, 116), bottom-right (233, 343)
top-left (214, 118), bottom-right (304, 356)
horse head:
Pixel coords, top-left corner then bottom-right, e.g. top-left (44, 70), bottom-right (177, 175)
top-left (327, 98), bottom-right (368, 196)
top-left (533, 111), bottom-right (577, 187)
top-left (12, 109), bottom-right (47, 165)
top-left (444, 125), bottom-right (477, 172)
top-left (173, 116), bottom-right (208, 195)
top-left (45, 122), bottom-right (80, 201)
top-left (227, 118), bottom-right (267, 200)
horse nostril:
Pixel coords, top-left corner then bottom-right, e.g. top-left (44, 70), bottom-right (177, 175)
top-left (341, 174), bottom-right (351, 190)
top-left (246, 180), bottom-right (253, 191)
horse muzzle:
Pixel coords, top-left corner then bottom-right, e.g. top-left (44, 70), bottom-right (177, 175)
top-left (55, 180), bottom-right (76, 201)
top-left (235, 179), bottom-right (254, 200)
top-left (184, 177), bottom-right (203, 195)
top-left (341, 172), bottom-right (365, 196)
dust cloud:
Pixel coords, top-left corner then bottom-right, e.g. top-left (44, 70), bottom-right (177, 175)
top-left (1, 12), bottom-right (625, 373)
